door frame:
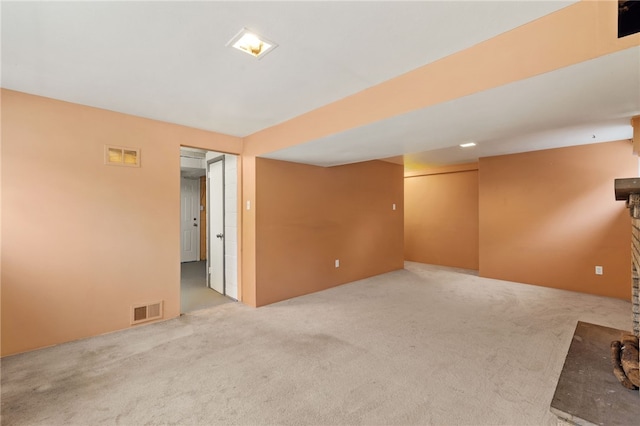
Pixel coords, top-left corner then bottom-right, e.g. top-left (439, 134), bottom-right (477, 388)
top-left (207, 155), bottom-right (225, 294)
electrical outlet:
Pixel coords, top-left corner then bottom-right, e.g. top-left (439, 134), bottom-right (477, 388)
top-left (595, 266), bottom-right (603, 275)
top-left (335, 259), bottom-right (340, 268)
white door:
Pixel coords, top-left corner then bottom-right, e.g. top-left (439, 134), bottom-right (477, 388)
top-left (180, 177), bottom-right (200, 262)
top-left (208, 159), bottom-right (225, 294)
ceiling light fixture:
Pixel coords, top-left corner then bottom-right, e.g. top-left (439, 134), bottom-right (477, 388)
top-left (459, 142), bottom-right (477, 148)
top-left (227, 28), bottom-right (277, 59)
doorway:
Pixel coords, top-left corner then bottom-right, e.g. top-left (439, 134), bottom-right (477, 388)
top-left (179, 148), bottom-right (238, 313)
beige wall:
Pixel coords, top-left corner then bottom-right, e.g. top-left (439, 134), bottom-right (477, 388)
top-left (4, 0), bottom-right (640, 355)
top-left (241, 155), bottom-right (257, 307)
top-left (235, 0), bottom-right (640, 311)
top-left (255, 159), bottom-right (404, 306)
top-left (1, 91), bottom-right (404, 352)
top-left (2, 93), bottom-right (636, 356)
top-left (405, 164), bottom-right (479, 270)
top-left (1, 89), bottom-right (242, 356)
top-left (479, 140), bottom-right (636, 300)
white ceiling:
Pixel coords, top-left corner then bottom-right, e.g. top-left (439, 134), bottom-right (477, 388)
top-left (265, 47), bottom-right (640, 167)
top-left (5, 1), bottom-right (635, 168)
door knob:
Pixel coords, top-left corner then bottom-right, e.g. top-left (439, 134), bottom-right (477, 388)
top-left (193, 223), bottom-right (198, 227)
top-left (216, 233), bottom-right (224, 239)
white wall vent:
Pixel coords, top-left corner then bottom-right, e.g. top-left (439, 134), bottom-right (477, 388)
top-left (131, 301), bottom-right (163, 325)
top-left (105, 145), bottom-right (140, 167)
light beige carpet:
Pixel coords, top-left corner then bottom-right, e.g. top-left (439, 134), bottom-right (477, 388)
top-left (1, 262), bottom-right (632, 425)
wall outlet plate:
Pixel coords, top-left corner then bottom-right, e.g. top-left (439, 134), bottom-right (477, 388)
top-left (595, 266), bottom-right (603, 275)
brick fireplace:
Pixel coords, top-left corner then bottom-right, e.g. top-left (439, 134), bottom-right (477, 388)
top-left (550, 127), bottom-right (640, 423)
top-left (627, 192), bottom-right (640, 337)
top-left (616, 181), bottom-right (640, 337)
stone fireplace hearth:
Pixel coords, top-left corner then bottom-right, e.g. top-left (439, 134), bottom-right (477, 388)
top-left (550, 177), bottom-right (640, 424)
top-left (550, 322), bottom-right (638, 425)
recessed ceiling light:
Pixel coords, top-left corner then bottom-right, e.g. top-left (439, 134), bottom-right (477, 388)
top-left (459, 142), bottom-right (477, 148)
top-left (227, 28), bottom-right (277, 59)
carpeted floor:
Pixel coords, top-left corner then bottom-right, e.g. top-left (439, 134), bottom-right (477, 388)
top-left (1, 262), bottom-right (633, 425)
top-left (181, 260), bottom-right (233, 313)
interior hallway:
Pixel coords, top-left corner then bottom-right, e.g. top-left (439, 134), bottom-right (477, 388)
top-left (181, 260), bottom-right (233, 313)
top-left (1, 262), bottom-right (633, 425)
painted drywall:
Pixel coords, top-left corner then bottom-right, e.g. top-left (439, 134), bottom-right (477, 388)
top-left (1, 89), bottom-right (242, 356)
top-left (479, 140), bottom-right (636, 300)
top-left (240, 155), bottom-right (256, 307)
top-left (235, 0), bottom-right (640, 309)
top-left (243, 0), bottom-right (640, 157)
top-left (254, 159), bottom-right (404, 306)
top-left (4, 0), bottom-right (638, 355)
top-left (405, 165), bottom-right (479, 270)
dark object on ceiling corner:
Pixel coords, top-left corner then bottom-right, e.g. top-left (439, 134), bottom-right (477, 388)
top-left (619, 0), bottom-right (640, 38)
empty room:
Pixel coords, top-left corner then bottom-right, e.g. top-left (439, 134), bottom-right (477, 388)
top-left (2, 1), bottom-right (639, 425)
